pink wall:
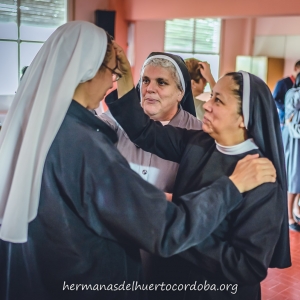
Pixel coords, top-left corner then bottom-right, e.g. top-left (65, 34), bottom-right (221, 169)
top-left (74, 0), bottom-right (109, 22)
top-left (219, 19), bottom-right (248, 76)
top-left (125, 0), bottom-right (300, 21)
top-left (108, 0), bottom-right (128, 51)
top-left (73, 0), bottom-right (127, 50)
top-left (72, 0), bottom-right (300, 82)
top-left (133, 20), bottom-right (165, 83)
top-left (255, 16), bottom-right (300, 76)
top-left (255, 16), bottom-right (300, 35)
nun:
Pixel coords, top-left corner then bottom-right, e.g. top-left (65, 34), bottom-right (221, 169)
top-left (99, 52), bottom-right (201, 198)
top-left (106, 49), bottom-right (291, 299)
top-left (0, 21), bottom-right (276, 300)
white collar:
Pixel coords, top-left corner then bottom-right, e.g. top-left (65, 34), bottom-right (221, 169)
top-left (160, 120), bottom-right (170, 126)
top-left (216, 138), bottom-right (258, 155)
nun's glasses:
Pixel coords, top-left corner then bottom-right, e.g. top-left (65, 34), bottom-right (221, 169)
top-left (102, 63), bottom-right (122, 82)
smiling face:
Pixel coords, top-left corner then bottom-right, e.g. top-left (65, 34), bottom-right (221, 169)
top-left (202, 75), bottom-right (247, 146)
top-left (141, 64), bottom-right (183, 121)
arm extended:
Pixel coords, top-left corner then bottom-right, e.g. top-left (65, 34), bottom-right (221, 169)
top-left (177, 183), bottom-right (282, 284)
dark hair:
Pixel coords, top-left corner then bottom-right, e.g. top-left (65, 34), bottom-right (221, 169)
top-left (185, 58), bottom-right (204, 83)
top-left (225, 72), bottom-right (243, 116)
top-left (102, 32), bottom-right (113, 66)
top-left (295, 60), bottom-right (300, 69)
top-left (294, 72), bottom-right (300, 88)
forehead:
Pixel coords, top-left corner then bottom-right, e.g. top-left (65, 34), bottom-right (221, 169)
top-left (143, 64), bottom-right (173, 79)
top-left (214, 76), bottom-right (236, 95)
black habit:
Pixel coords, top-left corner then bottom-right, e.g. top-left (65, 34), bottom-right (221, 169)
top-left (0, 100), bottom-right (244, 300)
top-left (106, 83), bottom-right (291, 300)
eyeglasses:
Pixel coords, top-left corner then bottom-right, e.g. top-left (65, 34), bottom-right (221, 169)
top-left (102, 63), bottom-right (122, 82)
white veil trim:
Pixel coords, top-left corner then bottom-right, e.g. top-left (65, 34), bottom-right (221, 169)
top-left (0, 21), bottom-right (107, 243)
top-left (238, 70), bottom-right (251, 129)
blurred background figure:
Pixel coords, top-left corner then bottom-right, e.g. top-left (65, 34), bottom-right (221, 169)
top-left (273, 60), bottom-right (300, 128)
top-left (185, 58), bottom-right (216, 121)
top-left (20, 66), bottom-right (28, 81)
top-left (282, 72), bottom-right (300, 231)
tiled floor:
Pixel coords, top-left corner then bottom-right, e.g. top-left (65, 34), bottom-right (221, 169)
top-left (261, 231), bottom-right (300, 299)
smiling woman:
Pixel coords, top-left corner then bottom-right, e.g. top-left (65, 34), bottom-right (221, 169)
top-left (141, 62), bottom-right (184, 121)
top-left (107, 63), bottom-right (291, 299)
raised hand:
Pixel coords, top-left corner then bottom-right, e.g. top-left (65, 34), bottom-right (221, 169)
top-left (198, 61), bottom-right (216, 90)
top-left (113, 41), bottom-right (134, 97)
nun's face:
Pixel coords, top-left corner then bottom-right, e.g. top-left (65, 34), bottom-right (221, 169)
top-left (141, 65), bottom-right (183, 121)
top-left (202, 76), bottom-right (246, 146)
top-left (73, 49), bottom-right (116, 110)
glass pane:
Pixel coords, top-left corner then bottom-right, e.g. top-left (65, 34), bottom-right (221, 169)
top-left (0, 41), bottom-right (18, 95)
top-left (194, 18), bottom-right (221, 54)
top-left (0, 0), bottom-right (17, 22)
top-left (236, 56), bottom-right (252, 72)
top-left (20, 0), bottom-right (66, 41)
top-left (165, 19), bottom-right (194, 53)
top-left (20, 42), bottom-right (43, 70)
top-left (0, 21), bottom-right (17, 39)
top-left (20, 24), bottom-right (57, 41)
top-left (251, 56), bottom-right (268, 82)
top-left (0, 0), bottom-right (17, 39)
top-left (20, 0), bottom-right (66, 26)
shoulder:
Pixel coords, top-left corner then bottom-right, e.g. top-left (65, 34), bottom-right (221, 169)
top-left (278, 77), bottom-right (292, 85)
top-left (59, 114), bottom-right (121, 161)
top-left (174, 109), bottom-right (203, 130)
top-left (98, 110), bottom-right (119, 131)
top-left (275, 77), bottom-right (290, 89)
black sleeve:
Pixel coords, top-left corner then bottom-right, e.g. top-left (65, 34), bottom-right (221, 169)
top-left (79, 135), bottom-right (243, 258)
top-left (106, 88), bottom-right (196, 163)
top-left (177, 183), bottom-right (282, 284)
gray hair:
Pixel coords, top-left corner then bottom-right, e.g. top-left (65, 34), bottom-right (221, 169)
top-left (144, 58), bottom-right (183, 91)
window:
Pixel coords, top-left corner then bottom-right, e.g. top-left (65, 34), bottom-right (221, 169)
top-left (0, 0), bottom-right (67, 124)
top-left (164, 18), bottom-right (221, 90)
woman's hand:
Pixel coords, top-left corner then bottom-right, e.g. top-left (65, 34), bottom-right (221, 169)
top-left (113, 41), bottom-right (132, 77)
top-left (113, 41), bottom-right (134, 98)
top-left (229, 154), bottom-right (276, 193)
top-left (198, 62), bottom-right (216, 90)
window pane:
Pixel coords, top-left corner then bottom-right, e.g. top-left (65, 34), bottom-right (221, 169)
top-left (0, 0), bottom-right (17, 39)
top-left (194, 18), bottom-right (221, 54)
top-left (0, 0), bottom-right (17, 22)
top-left (20, 41), bottom-right (43, 70)
top-left (0, 21), bottom-right (17, 39)
top-left (0, 41), bottom-right (18, 95)
top-left (165, 19), bottom-right (194, 53)
top-left (20, 24), bottom-right (57, 41)
top-left (20, 0), bottom-right (66, 41)
top-left (20, 0), bottom-right (66, 27)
